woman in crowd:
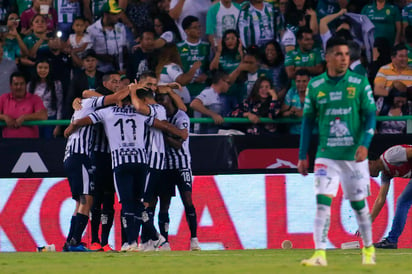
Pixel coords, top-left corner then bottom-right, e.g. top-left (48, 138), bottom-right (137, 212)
top-left (28, 59), bottom-right (63, 138)
top-left (210, 29), bottom-right (244, 115)
top-left (23, 14), bottom-right (49, 59)
top-left (261, 40), bottom-right (288, 101)
top-left (231, 76), bottom-right (281, 135)
top-left (3, 12), bottom-right (28, 61)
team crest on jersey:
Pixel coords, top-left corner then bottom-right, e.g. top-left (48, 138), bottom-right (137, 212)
top-left (347, 87), bottom-right (356, 98)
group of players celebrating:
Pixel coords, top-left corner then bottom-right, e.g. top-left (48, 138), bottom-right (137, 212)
top-left (62, 71), bottom-right (200, 252)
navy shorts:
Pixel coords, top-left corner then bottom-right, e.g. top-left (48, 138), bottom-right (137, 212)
top-left (163, 169), bottom-right (193, 196)
top-left (64, 154), bottom-right (95, 200)
top-left (91, 151), bottom-right (115, 194)
top-left (143, 168), bottom-right (165, 203)
top-left (113, 163), bottom-right (147, 204)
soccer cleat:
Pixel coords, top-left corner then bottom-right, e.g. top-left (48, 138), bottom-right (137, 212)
top-left (68, 244), bottom-right (90, 252)
top-left (157, 241), bottom-right (171, 251)
top-left (102, 244), bottom-right (117, 252)
top-left (137, 242), bottom-right (146, 251)
top-left (125, 242), bottom-right (139, 252)
top-left (374, 238), bottom-right (397, 249)
top-left (62, 242), bottom-right (69, 252)
top-left (143, 241), bottom-right (155, 252)
top-left (120, 243), bottom-right (129, 252)
top-left (190, 237), bottom-right (201, 251)
top-left (301, 250), bottom-right (327, 266)
top-left (89, 242), bottom-right (103, 251)
top-left (153, 235), bottom-right (167, 250)
top-left (362, 246), bottom-right (376, 265)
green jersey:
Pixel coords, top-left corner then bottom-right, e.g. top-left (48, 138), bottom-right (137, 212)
top-left (285, 47), bottom-right (325, 69)
top-left (206, 2), bottom-right (241, 39)
top-left (361, 3), bottom-right (401, 46)
top-left (303, 70), bottom-right (376, 160)
top-left (350, 60), bottom-right (368, 78)
top-left (16, 0), bottom-right (32, 15)
top-left (219, 52), bottom-right (243, 97)
top-left (407, 43), bottom-right (412, 67)
top-left (23, 34), bottom-right (49, 51)
top-left (177, 40), bottom-right (210, 97)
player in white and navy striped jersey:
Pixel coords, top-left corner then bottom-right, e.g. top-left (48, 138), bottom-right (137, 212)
top-left (156, 91), bottom-right (201, 251)
top-left (62, 87), bottom-right (129, 252)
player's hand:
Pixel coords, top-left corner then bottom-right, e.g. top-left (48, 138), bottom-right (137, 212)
top-left (355, 145), bottom-right (368, 162)
top-left (211, 113), bottom-right (224, 124)
top-left (72, 98), bottom-right (82, 111)
top-left (297, 159), bottom-right (309, 176)
top-left (64, 124), bottom-right (76, 138)
top-left (179, 128), bottom-right (189, 140)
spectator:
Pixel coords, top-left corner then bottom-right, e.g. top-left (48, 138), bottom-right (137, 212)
top-left (87, 1), bottom-right (128, 73)
top-left (402, 0), bottom-right (412, 40)
top-left (23, 14), bottom-right (49, 60)
top-left (361, 0), bottom-right (402, 46)
top-left (237, 0), bottom-right (281, 48)
top-left (228, 47), bottom-right (271, 99)
top-left (152, 14), bottom-right (178, 49)
top-left (319, 8), bottom-right (349, 50)
top-left (285, 0), bottom-right (317, 32)
top-left (65, 49), bottom-right (103, 118)
top-left (0, 71), bottom-right (47, 138)
top-left (177, 16), bottom-right (210, 98)
top-left (67, 16), bottom-right (92, 64)
top-left (210, 29), bottom-right (244, 114)
top-left (316, 0), bottom-right (348, 19)
top-left (348, 40), bottom-right (368, 77)
top-left (169, 0), bottom-right (212, 40)
top-left (261, 40), bottom-right (288, 101)
top-left (231, 76), bottom-right (281, 135)
top-left (125, 0), bottom-right (154, 38)
top-left (190, 70), bottom-right (231, 133)
top-left (281, 68), bottom-right (310, 134)
top-left (154, 0), bottom-right (182, 42)
top-left (20, 0), bottom-right (58, 35)
top-left (376, 81), bottom-right (412, 134)
top-left (285, 27), bottom-right (325, 80)
top-left (374, 43), bottom-right (412, 97)
top-left (127, 29), bottom-right (157, 81)
top-left (405, 25), bottom-right (412, 67)
top-left (156, 43), bottom-right (198, 104)
top-left (27, 59), bottom-right (63, 138)
top-left (206, 0), bottom-right (241, 50)
top-left (368, 37), bottom-right (392, 87)
top-left (54, 0), bottom-right (82, 40)
top-left (38, 31), bottom-right (73, 103)
top-left (281, 10), bottom-right (307, 53)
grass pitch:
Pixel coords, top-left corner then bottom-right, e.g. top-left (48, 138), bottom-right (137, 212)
top-left (0, 249), bottom-right (411, 273)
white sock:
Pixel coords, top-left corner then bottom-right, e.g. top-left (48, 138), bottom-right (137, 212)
top-left (354, 206), bottom-right (373, 247)
top-left (314, 204), bottom-right (331, 250)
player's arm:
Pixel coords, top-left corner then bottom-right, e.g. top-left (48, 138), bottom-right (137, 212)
top-left (64, 116), bottom-right (94, 137)
top-left (129, 84), bottom-right (151, 115)
top-left (103, 86), bottom-right (130, 106)
top-left (83, 89), bottom-right (102, 98)
top-left (158, 85), bottom-right (187, 112)
top-left (153, 119), bottom-right (188, 140)
top-left (164, 134), bottom-right (184, 150)
top-left (370, 181), bottom-right (390, 222)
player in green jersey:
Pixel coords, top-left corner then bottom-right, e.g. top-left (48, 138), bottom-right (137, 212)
top-left (298, 37), bottom-right (377, 266)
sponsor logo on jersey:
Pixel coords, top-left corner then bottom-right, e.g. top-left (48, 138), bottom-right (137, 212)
top-left (329, 91), bottom-right (342, 101)
top-left (325, 107), bottom-right (352, 115)
top-left (317, 91), bottom-right (326, 98)
top-left (347, 87), bottom-right (356, 98)
top-left (314, 163), bottom-right (327, 176)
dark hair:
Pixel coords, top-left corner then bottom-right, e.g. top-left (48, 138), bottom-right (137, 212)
top-left (406, 26), bottom-right (412, 43)
top-left (391, 43), bottom-right (407, 57)
top-left (139, 71), bottom-right (157, 81)
top-left (262, 40), bottom-right (284, 66)
top-left (10, 71), bottom-right (26, 84)
top-left (285, 10), bottom-right (305, 26)
top-left (326, 36), bottom-right (348, 52)
top-left (30, 14), bottom-right (46, 26)
top-left (102, 71), bottom-right (119, 82)
top-left (211, 70), bottom-right (228, 84)
top-left (136, 88), bottom-right (154, 99)
top-left (335, 29), bottom-right (352, 41)
top-left (73, 15), bottom-right (87, 23)
top-left (296, 27), bottom-right (312, 40)
top-left (248, 76), bottom-right (273, 102)
top-left (245, 45), bottom-right (261, 62)
top-left (348, 40), bottom-right (361, 61)
top-left (182, 16), bottom-right (199, 30)
top-left (374, 37), bottom-right (391, 61)
top-left (295, 68), bottom-right (311, 78)
top-left (155, 43), bottom-right (183, 77)
top-left (139, 28), bottom-right (155, 39)
top-left (336, 18), bottom-right (352, 29)
top-left (29, 59), bottom-right (57, 112)
top-left (221, 29), bottom-right (240, 55)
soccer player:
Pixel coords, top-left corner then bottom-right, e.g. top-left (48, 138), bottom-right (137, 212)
top-left (156, 90), bottom-right (201, 251)
top-left (298, 36), bottom-right (377, 266)
top-left (66, 84), bottom-right (188, 251)
top-left (62, 85), bottom-right (130, 252)
top-left (368, 145), bottom-right (412, 249)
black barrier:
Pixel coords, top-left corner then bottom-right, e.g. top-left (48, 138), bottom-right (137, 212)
top-left (1, 134), bottom-right (412, 178)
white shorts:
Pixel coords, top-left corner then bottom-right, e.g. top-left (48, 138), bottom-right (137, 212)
top-left (313, 158), bottom-right (371, 201)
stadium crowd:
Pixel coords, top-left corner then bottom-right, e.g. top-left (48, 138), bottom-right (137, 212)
top-left (0, 0), bottom-right (410, 137)
top-left (0, 0), bottom-right (412, 254)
